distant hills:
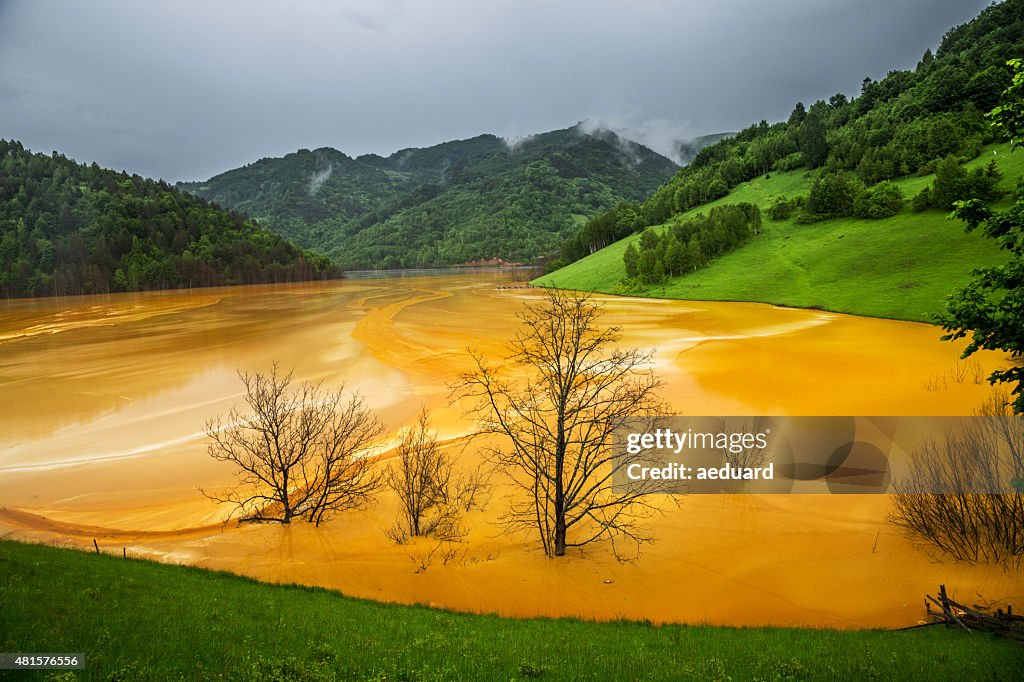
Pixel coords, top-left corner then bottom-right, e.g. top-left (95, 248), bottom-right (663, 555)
top-left (0, 140), bottom-right (338, 298)
top-left (177, 125), bottom-right (679, 269)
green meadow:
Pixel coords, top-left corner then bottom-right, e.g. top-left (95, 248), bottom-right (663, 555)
top-left (536, 144), bottom-right (1023, 322)
top-left (1, 540), bottom-right (1021, 680)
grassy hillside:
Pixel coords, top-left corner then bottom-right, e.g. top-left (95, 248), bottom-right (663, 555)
top-left (178, 126), bottom-right (679, 270)
top-left (1, 540), bottom-right (1021, 680)
top-left (536, 143), bottom-right (1022, 322)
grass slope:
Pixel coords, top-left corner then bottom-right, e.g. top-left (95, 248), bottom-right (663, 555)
top-left (536, 144), bottom-right (1023, 322)
top-left (1, 540), bottom-right (1022, 680)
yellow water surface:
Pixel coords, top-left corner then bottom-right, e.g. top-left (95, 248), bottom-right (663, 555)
top-left (0, 274), bottom-right (1018, 627)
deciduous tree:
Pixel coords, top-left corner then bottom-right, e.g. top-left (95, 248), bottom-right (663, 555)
top-left (385, 408), bottom-right (484, 543)
top-left (456, 288), bottom-right (669, 560)
top-left (204, 365), bottom-right (384, 525)
top-left (890, 392), bottom-right (1024, 568)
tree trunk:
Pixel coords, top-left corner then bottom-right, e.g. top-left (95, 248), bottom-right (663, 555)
top-left (281, 470), bottom-right (292, 523)
top-left (554, 512), bottom-right (567, 556)
top-left (554, 416), bottom-right (567, 556)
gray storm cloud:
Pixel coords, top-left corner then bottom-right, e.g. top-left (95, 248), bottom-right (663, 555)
top-left (0, 0), bottom-right (993, 181)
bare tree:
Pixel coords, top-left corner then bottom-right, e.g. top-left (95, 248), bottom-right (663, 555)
top-left (385, 408), bottom-right (470, 543)
top-left (306, 389), bottom-right (387, 526)
top-left (889, 391), bottom-right (1024, 568)
top-left (204, 364), bottom-right (384, 525)
top-left (455, 287), bottom-right (668, 560)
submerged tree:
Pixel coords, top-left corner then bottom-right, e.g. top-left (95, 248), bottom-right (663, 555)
top-left (204, 365), bottom-right (384, 525)
top-left (456, 288), bottom-right (669, 560)
top-left (889, 392), bottom-right (1024, 568)
top-left (384, 408), bottom-right (485, 543)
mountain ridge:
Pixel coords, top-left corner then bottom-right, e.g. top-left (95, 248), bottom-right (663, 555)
top-left (177, 124), bottom-right (679, 269)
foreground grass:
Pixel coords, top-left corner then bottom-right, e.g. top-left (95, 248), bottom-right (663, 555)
top-left (536, 144), bottom-right (1023, 322)
top-left (1, 541), bottom-right (1021, 680)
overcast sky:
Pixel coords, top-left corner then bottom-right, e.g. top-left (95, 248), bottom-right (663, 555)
top-left (0, 0), bottom-right (993, 181)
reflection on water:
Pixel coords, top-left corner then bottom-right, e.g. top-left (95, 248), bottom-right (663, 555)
top-left (0, 274), bottom-right (1017, 627)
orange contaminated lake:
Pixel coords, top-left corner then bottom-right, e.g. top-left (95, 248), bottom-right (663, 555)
top-left (0, 274), bottom-right (1019, 628)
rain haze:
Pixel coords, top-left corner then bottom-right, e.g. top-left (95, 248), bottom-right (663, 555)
top-left (0, 0), bottom-right (993, 181)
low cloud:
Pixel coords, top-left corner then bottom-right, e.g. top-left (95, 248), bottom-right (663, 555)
top-left (502, 133), bottom-right (536, 154)
top-left (308, 164), bottom-right (333, 195)
top-left (577, 117), bottom-right (698, 165)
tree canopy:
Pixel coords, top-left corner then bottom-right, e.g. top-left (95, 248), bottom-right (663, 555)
top-left (623, 203), bottom-right (762, 286)
top-left (940, 58), bottom-right (1024, 414)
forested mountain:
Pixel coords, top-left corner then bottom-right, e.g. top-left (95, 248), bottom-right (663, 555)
top-left (177, 126), bottom-right (678, 269)
top-left (0, 140), bottom-right (338, 298)
top-left (552, 0), bottom-right (1024, 270)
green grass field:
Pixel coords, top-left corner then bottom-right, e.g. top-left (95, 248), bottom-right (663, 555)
top-left (535, 144), bottom-right (1023, 322)
top-left (1, 540), bottom-right (1021, 680)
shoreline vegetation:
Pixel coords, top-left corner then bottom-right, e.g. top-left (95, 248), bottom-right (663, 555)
top-left (2, 539), bottom-right (1021, 680)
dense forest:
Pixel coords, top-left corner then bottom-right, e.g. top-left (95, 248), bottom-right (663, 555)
top-left (554, 0), bottom-right (1024, 270)
top-left (0, 140), bottom-right (338, 298)
top-left (178, 127), bottom-right (680, 269)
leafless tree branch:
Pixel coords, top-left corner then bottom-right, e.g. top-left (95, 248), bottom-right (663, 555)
top-left (203, 363), bottom-right (384, 525)
top-left (453, 288), bottom-right (674, 560)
